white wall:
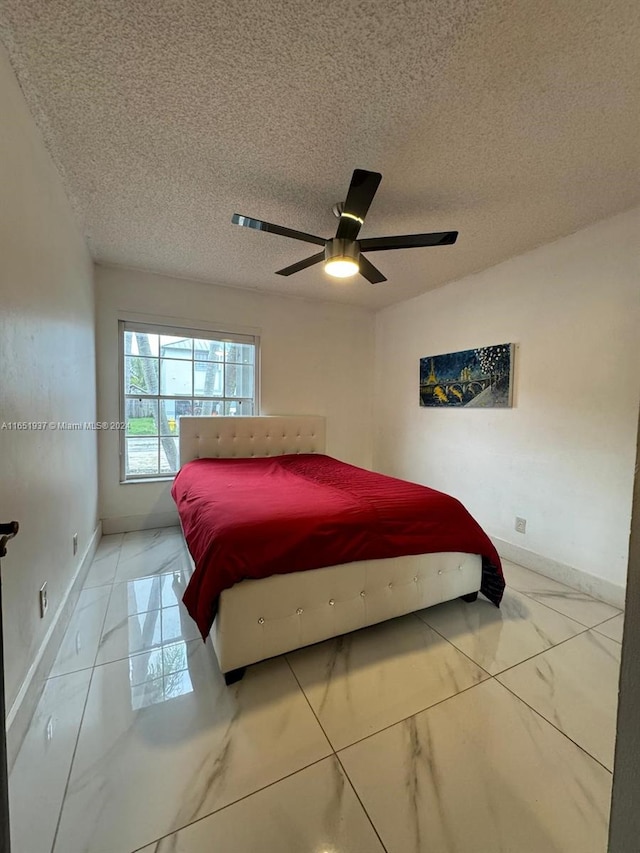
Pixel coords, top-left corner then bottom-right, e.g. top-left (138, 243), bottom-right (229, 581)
top-left (374, 207), bottom-right (640, 593)
top-left (0, 45), bottom-right (98, 710)
top-left (95, 265), bottom-right (375, 532)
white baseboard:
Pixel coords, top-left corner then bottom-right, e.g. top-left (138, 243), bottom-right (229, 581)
top-left (492, 537), bottom-right (626, 609)
top-left (101, 511), bottom-right (179, 535)
top-left (6, 522), bottom-right (102, 770)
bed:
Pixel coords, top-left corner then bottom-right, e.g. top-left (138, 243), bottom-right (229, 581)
top-left (173, 415), bottom-right (504, 684)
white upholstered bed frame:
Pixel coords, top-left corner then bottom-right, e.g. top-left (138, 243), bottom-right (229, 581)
top-left (178, 415), bottom-right (482, 680)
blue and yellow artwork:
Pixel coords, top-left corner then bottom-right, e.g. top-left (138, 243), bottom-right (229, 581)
top-left (420, 343), bottom-right (514, 408)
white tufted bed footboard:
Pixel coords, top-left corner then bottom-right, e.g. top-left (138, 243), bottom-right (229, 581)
top-left (177, 416), bottom-right (482, 681)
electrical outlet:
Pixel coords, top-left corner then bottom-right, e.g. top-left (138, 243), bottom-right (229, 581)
top-left (73, 533), bottom-right (78, 556)
top-left (39, 582), bottom-right (48, 618)
top-left (515, 517), bottom-right (527, 534)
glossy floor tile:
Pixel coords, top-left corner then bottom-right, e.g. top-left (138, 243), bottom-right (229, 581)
top-left (502, 559), bottom-right (621, 627)
top-left (417, 587), bottom-right (586, 674)
top-left (96, 572), bottom-right (200, 666)
top-left (287, 613), bottom-right (488, 749)
top-left (114, 527), bottom-right (187, 583)
top-left (136, 756), bottom-right (385, 853)
top-left (340, 679), bottom-right (612, 853)
top-left (594, 612), bottom-right (625, 643)
top-left (82, 533), bottom-right (123, 588)
top-left (10, 532), bottom-right (623, 853)
top-left (49, 586), bottom-right (112, 678)
top-left (497, 629), bottom-right (621, 769)
top-left (53, 646), bottom-right (331, 853)
top-left (9, 670), bottom-right (92, 853)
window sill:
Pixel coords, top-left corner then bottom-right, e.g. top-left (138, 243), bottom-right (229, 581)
top-left (119, 476), bottom-right (176, 485)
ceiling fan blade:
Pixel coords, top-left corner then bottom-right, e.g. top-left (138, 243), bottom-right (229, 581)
top-left (359, 231), bottom-right (458, 252)
top-left (232, 214), bottom-right (326, 247)
top-left (335, 169), bottom-right (382, 241)
top-left (359, 255), bottom-right (387, 284)
top-left (275, 251), bottom-right (325, 276)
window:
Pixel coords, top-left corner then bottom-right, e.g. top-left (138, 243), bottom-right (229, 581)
top-left (120, 321), bottom-right (258, 480)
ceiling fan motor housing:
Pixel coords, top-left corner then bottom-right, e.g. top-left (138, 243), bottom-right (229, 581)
top-left (324, 237), bottom-right (359, 264)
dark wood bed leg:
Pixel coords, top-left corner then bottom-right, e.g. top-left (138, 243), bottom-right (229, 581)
top-left (224, 667), bottom-right (247, 686)
top-left (460, 591), bottom-right (479, 603)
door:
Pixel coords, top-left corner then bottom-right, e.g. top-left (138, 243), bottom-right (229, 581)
top-left (0, 521), bottom-right (18, 853)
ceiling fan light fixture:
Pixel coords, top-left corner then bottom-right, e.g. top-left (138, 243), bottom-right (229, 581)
top-left (324, 238), bottom-right (359, 279)
top-left (325, 258), bottom-right (359, 278)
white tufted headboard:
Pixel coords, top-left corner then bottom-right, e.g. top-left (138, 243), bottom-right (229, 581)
top-left (179, 415), bottom-right (326, 464)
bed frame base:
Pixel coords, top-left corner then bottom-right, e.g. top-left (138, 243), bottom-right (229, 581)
top-left (224, 667), bottom-right (247, 686)
top-left (460, 591), bottom-right (479, 603)
top-left (222, 592), bottom-right (480, 686)
top-left (212, 551), bottom-right (482, 676)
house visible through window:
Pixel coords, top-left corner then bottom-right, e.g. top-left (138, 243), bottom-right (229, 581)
top-left (120, 321), bottom-right (258, 479)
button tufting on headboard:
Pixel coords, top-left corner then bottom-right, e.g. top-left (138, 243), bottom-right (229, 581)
top-left (179, 416), bottom-right (325, 464)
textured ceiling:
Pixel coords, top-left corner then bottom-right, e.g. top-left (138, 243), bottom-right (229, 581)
top-left (1, 0), bottom-right (639, 309)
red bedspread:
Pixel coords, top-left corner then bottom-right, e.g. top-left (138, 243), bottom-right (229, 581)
top-left (172, 454), bottom-right (505, 638)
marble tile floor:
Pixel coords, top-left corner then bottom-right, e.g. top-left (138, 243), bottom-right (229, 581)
top-left (8, 531), bottom-right (624, 853)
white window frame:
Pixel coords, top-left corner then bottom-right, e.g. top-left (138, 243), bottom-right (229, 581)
top-left (119, 319), bottom-right (260, 482)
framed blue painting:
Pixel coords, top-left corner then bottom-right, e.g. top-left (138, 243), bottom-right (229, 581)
top-left (420, 343), bottom-right (515, 408)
